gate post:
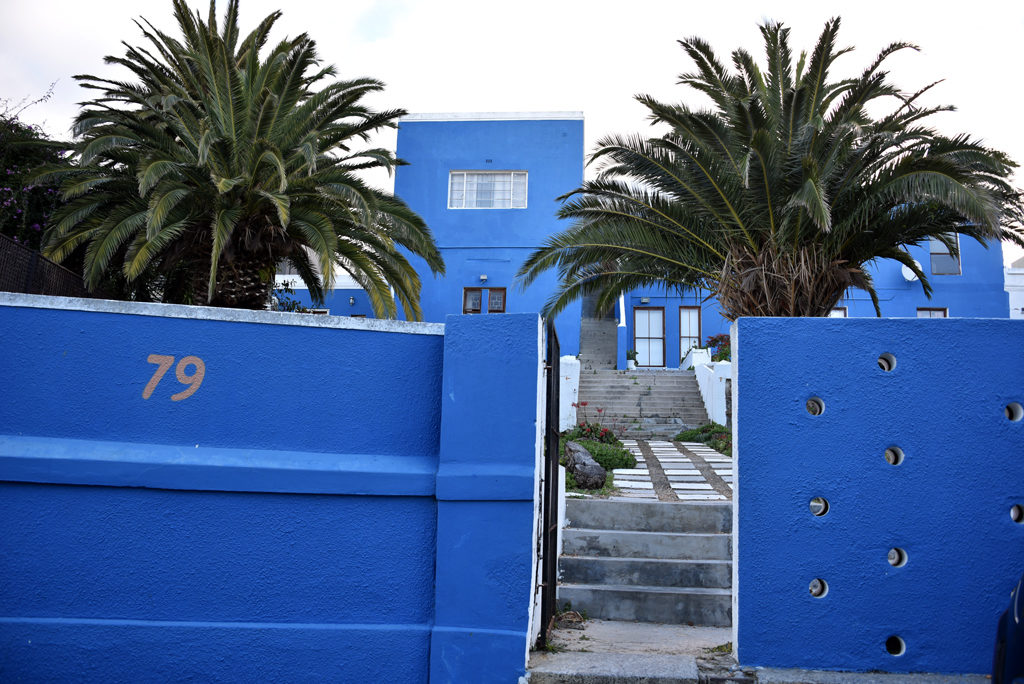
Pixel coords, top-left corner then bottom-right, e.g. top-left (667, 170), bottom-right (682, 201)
top-left (431, 313), bottom-right (544, 683)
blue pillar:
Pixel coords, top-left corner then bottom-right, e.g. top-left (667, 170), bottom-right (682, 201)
top-left (431, 313), bottom-right (543, 683)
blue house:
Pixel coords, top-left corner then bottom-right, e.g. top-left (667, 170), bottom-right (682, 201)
top-left (278, 111), bottom-right (1008, 368)
top-left (621, 236), bottom-right (1010, 369)
top-left (279, 112), bottom-right (585, 355)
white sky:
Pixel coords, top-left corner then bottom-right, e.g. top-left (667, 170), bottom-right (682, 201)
top-left (2, 0), bottom-right (1022, 265)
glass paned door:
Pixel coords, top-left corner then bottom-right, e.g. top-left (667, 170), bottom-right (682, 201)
top-left (634, 307), bottom-right (665, 367)
top-left (679, 306), bottom-right (701, 359)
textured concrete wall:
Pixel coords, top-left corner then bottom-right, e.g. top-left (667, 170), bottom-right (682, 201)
top-left (734, 317), bottom-right (1024, 674)
top-left (0, 294), bottom-right (543, 683)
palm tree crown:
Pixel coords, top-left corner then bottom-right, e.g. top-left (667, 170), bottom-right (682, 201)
top-left (518, 19), bottom-right (1024, 319)
top-left (42, 0), bottom-right (444, 315)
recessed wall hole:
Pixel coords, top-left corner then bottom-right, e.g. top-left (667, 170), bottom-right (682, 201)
top-left (887, 547), bottom-right (908, 567)
top-left (809, 578), bottom-right (828, 598)
top-left (809, 497), bottom-right (830, 517)
top-left (1012, 505), bottom-right (1024, 524)
top-left (885, 447), bottom-right (905, 466)
top-left (1006, 402), bottom-right (1023, 422)
top-left (806, 397), bottom-right (825, 416)
top-left (885, 635), bottom-right (906, 656)
top-left (877, 353), bottom-right (897, 372)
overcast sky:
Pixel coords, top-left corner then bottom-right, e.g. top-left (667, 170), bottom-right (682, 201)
top-left (2, 0), bottom-right (1021, 264)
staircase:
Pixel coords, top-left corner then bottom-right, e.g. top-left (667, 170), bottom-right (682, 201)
top-left (558, 499), bottom-right (732, 627)
top-left (578, 289), bottom-right (617, 371)
top-left (578, 370), bottom-right (709, 439)
top-left (578, 317), bottom-right (618, 371)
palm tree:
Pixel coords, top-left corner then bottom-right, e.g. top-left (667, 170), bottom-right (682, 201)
top-left (518, 19), bottom-right (1024, 319)
top-left (40, 0), bottom-right (444, 316)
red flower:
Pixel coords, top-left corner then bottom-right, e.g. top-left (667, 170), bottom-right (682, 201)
top-left (580, 402), bottom-right (588, 407)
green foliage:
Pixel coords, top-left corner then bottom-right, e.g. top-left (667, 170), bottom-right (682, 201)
top-left (272, 279), bottom-right (310, 313)
top-left (42, 0), bottom-right (444, 312)
top-left (564, 421), bottom-right (622, 446)
top-left (0, 91), bottom-right (70, 251)
top-left (518, 18), bottom-right (1024, 319)
top-left (564, 468), bottom-right (617, 497)
top-left (576, 439), bottom-right (636, 470)
top-left (558, 426), bottom-right (634, 494)
top-left (676, 422), bottom-right (732, 456)
top-left (625, 349), bottom-right (638, 361)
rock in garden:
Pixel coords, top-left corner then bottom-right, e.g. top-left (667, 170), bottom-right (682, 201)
top-left (565, 441), bottom-right (607, 490)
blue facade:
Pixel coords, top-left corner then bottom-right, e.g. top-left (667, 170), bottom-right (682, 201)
top-left (394, 113), bottom-right (584, 355)
top-left (288, 113), bottom-right (585, 354)
top-left (734, 316), bottom-right (1024, 673)
top-left (0, 294), bottom-right (545, 683)
top-left (622, 237), bottom-right (1010, 369)
top-left (292, 112), bottom-right (581, 352)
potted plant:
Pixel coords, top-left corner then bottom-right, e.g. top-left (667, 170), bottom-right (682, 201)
top-left (626, 349), bottom-right (638, 370)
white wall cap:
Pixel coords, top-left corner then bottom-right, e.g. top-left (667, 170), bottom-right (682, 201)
top-left (0, 292), bottom-right (444, 336)
top-left (399, 111), bottom-right (583, 122)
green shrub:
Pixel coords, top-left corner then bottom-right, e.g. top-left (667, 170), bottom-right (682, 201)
top-left (564, 421), bottom-right (622, 446)
top-left (675, 422), bottom-right (728, 442)
top-left (576, 439), bottom-right (636, 470)
top-left (675, 422), bottom-right (732, 456)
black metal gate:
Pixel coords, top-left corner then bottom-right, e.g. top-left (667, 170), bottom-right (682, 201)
top-left (538, 321), bottom-right (560, 647)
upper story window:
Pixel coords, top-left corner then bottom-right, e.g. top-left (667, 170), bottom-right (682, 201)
top-left (929, 234), bottom-right (961, 275)
top-left (917, 307), bottom-right (948, 318)
top-left (828, 307), bottom-right (848, 318)
top-left (449, 171), bottom-right (527, 209)
top-left (463, 287), bottom-right (506, 314)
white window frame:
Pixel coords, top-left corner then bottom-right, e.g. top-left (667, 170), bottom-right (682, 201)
top-left (448, 171), bottom-right (528, 210)
top-left (828, 307), bottom-right (848, 318)
top-left (917, 307), bottom-right (948, 318)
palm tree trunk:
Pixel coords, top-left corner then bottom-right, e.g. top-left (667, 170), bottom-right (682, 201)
top-left (717, 246), bottom-right (855, 319)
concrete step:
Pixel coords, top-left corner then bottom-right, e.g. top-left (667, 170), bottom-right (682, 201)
top-left (529, 651), bottom-right (699, 684)
top-left (560, 556), bottom-right (731, 589)
top-left (557, 584), bottom-right (731, 626)
top-left (567, 499), bottom-right (732, 534)
top-left (562, 529), bottom-right (731, 560)
top-left (578, 402), bottom-right (707, 412)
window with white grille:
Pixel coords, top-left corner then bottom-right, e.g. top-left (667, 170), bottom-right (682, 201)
top-left (449, 171), bottom-right (527, 209)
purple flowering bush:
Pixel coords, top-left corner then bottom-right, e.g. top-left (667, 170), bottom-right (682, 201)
top-left (0, 114), bottom-right (68, 250)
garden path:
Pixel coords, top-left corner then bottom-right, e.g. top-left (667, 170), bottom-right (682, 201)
top-left (609, 440), bottom-right (733, 502)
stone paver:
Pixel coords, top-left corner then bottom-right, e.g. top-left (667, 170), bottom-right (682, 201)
top-left (612, 440), bottom-right (732, 502)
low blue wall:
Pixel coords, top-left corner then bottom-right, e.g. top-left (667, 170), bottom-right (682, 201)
top-left (735, 317), bottom-right (1024, 674)
top-left (0, 294), bottom-right (543, 683)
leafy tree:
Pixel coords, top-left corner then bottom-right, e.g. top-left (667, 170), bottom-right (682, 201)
top-left (0, 88), bottom-right (69, 251)
top-left (519, 19), bottom-right (1024, 318)
top-left (41, 0), bottom-right (444, 314)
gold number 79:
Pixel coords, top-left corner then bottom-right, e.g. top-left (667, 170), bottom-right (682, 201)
top-left (143, 354), bottom-right (206, 401)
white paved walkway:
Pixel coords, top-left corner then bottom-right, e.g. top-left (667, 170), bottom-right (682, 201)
top-left (610, 440), bottom-right (733, 502)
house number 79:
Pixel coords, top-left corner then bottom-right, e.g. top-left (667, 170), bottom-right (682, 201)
top-left (142, 354), bottom-right (206, 401)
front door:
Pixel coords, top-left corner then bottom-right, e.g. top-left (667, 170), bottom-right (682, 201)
top-left (634, 307), bottom-right (665, 367)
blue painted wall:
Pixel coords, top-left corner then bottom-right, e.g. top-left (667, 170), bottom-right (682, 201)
top-left (401, 115), bottom-right (583, 354)
top-left (734, 316), bottom-right (1024, 673)
top-left (285, 115), bottom-right (585, 355)
top-left (0, 294), bottom-right (543, 683)
top-left (620, 238), bottom-right (1009, 368)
